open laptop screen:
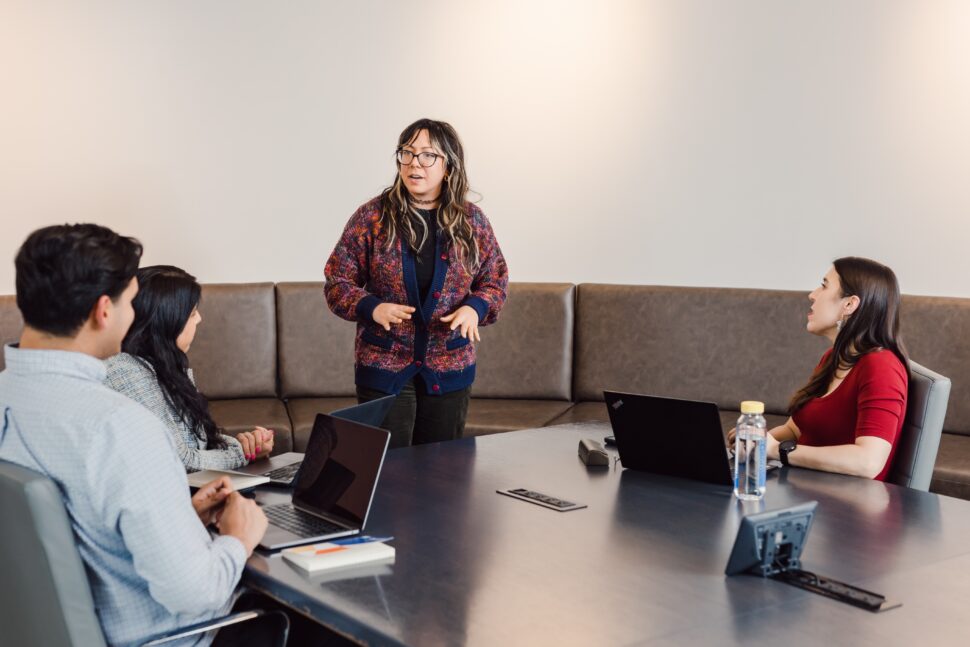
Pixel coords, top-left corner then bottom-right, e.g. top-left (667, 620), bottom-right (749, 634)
top-left (291, 413), bottom-right (390, 529)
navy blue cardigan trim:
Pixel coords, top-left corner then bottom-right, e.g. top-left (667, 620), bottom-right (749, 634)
top-left (356, 236), bottom-right (474, 396)
top-left (461, 295), bottom-right (489, 323)
top-left (355, 363), bottom-right (476, 395)
top-left (400, 239), bottom-right (425, 327)
top-left (419, 239), bottom-right (449, 322)
top-left (355, 295), bottom-right (382, 322)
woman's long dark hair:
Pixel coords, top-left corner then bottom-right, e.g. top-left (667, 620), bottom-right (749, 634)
top-left (379, 118), bottom-right (480, 274)
top-left (122, 265), bottom-right (225, 449)
top-left (789, 256), bottom-right (909, 413)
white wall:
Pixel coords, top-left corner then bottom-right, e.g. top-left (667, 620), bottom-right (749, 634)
top-left (1, 1), bottom-right (968, 297)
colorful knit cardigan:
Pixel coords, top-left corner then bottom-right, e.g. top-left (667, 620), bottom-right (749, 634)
top-left (324, 196), bottom-right (509, 395)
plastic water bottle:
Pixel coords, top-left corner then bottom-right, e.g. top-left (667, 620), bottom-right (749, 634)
top-left (734, 400), bottom-right (767, 500)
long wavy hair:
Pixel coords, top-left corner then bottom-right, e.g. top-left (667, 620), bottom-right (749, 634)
top-left (121, 265), bottom-right (225, 449)
top-left (379, 118), bottom-right (480, 274)
top-left (789, 256), bottom-right (909, 413)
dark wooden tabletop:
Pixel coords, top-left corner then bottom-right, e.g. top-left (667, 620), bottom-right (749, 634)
top-left (244, 422), bottom-right (970, 646)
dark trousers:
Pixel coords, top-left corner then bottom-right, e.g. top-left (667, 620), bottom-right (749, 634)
top-left (357, 378), bottom-right (470, 449)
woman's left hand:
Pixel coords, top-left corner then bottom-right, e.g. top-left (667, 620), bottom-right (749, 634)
top-left (237, 427), bottom-right (275, 462)
top-left (440, 306), bottom-right (480, 342)
top-left (252, 427), bottom-right (274, 459)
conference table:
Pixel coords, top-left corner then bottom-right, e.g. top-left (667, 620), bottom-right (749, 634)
top-left (243, 422), bottom-right (970, 646)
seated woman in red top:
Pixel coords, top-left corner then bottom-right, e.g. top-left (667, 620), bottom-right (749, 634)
top-left (766, 257), bottom-right (909, 480)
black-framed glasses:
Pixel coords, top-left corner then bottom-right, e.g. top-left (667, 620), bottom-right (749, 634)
top-left (396, 149), bottom-right (443, 167)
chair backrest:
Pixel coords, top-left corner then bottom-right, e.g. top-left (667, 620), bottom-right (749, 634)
top-left (0, 460), bottom-right (106, 647)
top-left (888, 361), bottom-right (951, 491)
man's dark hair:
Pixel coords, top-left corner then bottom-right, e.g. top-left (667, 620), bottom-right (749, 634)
top-left (15, 224), bottom-right (143, 337)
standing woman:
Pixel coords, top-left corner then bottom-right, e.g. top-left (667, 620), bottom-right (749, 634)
top-left (325, 118), bottom-right (508, 448)
top-left (763, 257), bottom-right (909, 480)
top-left (105, 266), bottom-right (274, 470)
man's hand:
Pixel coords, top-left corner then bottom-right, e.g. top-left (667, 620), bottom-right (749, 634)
top-left (216, 492), bottom-right (268, 556)
top-left (191, 476), bottom-right (233, 526)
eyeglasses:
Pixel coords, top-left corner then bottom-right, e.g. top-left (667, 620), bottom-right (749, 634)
top-left (396, 149), bottom-right (443, 167)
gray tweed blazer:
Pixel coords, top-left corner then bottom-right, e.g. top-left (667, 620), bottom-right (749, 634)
top-left (103, 352), bottom-right (246, 472)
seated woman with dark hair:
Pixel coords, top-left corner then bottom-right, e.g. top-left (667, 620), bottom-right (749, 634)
top-left (762, 256), bottom-right (909, 480)
top-left (104, 265), bottom-right (274, 471)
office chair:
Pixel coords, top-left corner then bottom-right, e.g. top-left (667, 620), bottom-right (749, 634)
top-left (887, 360), bottom-right (951, 491)
top-left (0, 459), bottom-right (287, 646)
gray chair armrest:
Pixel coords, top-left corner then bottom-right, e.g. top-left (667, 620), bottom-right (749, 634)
top-left (140, 609), bottom-right (286, 646)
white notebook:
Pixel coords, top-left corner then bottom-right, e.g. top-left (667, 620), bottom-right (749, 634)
top-left (186, 469), bottom-right (269, 491)
top-left (282, 541), bottom-right (396, 573)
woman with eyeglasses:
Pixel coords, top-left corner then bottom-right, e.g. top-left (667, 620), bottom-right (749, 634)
top-left (754, 257), bottom-right (909, 480)
top-left (105, 266), bottom-right (275, 470)
top-left (325, 119), bottom-right (509, 448)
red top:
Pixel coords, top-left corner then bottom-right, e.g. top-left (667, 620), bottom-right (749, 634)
top-left (792, 349), bottom-right (908, 481)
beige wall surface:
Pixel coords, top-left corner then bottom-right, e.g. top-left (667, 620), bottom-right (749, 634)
top-left (1, 1), bottom-right (968, 297)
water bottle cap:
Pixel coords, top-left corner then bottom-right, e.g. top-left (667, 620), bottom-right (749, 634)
top-left (740, 400), bottom-right (764, 414)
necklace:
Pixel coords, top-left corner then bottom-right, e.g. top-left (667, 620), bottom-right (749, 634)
top-left (412, 197), bottom-right (437, 205)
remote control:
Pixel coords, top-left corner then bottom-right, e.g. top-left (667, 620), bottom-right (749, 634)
top-left (497, 488), bottom-right (587, 512)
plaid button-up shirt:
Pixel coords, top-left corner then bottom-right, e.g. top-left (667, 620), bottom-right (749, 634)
top-left (0, 345), bottom-right (246, 647)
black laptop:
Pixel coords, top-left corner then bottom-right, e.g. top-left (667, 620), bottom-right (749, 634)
top-left (604, 391), bottom-right (734, 487)
top-left (257, 412), bottom-right (391, 550)
top-left (235, 395), bottom-right (395, 486)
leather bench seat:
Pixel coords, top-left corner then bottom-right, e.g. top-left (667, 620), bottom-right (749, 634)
top-left (3, 281), bottom-right (970, 499)
top-left (464, 399), bottom-right (574, 437)
top-left (274, 282), bottom-right (357, 452)
top-left (548, 402), bottom-right (788, 437)
top-left (462, 283), bottom-right (575, 437)
top-left (0, 295), bottom-right (22, 370)
top-left (286, 395), bottom-right (576, 444)
top-left (930, 433), bottom-right (970, 500)
top-left (899, 294), bottom-right (970, 497)
top-left (188, 283), bottom-right (289, 454)
top-left (285, 397), bottom-right (360, 451)
top-left (207, 399), bottom-right (294, 454)
top-left (548, 401), bottom-right (608, 426)
top-left (272, 281), bottom-right (579, 444)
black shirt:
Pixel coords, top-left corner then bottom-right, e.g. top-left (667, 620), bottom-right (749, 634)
top-left (415, 209), bottom-right (438, 302)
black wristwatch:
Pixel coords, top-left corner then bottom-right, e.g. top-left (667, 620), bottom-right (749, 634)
top-left (779, 439), bottom-right (797, 467)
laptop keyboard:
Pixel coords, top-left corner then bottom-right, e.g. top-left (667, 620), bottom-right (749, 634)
top-left (263, 462), bottom-right (302, 482)
top-left (263, 502), bottom-right (346, 538)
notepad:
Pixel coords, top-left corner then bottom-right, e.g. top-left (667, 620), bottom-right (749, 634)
top-left (281, 541), bottom-right (396, 573)
top-left (186, 469), bottom-right (269, 492)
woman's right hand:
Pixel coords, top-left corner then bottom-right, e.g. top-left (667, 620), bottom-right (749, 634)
top-left (373, 303), bottom-right (415, 331)
top-left (726, 427), bottom-right (736, 446)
